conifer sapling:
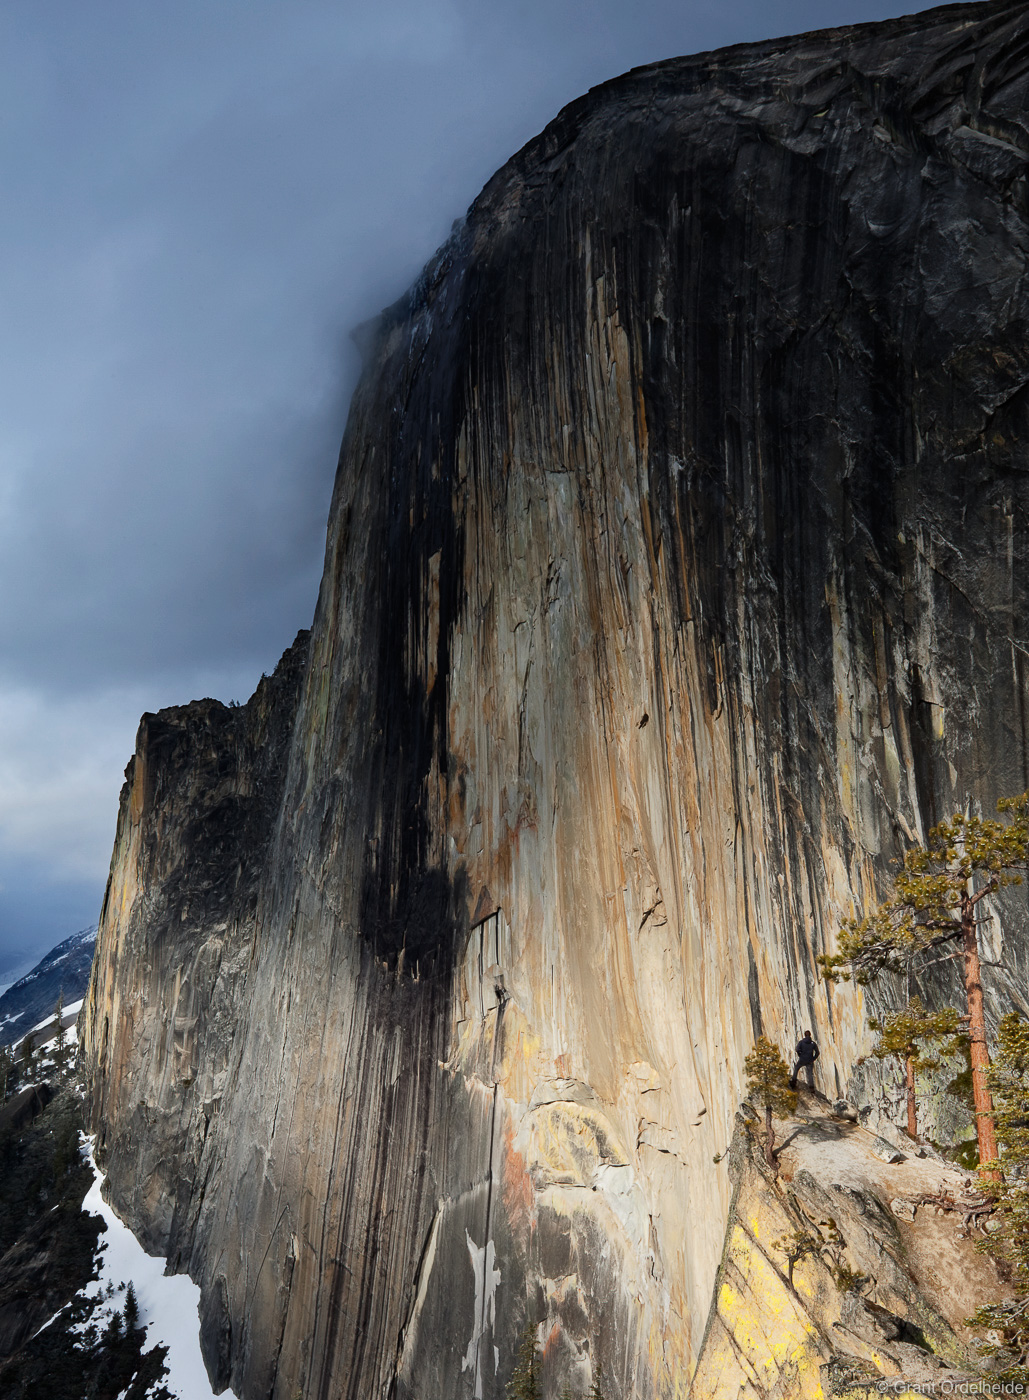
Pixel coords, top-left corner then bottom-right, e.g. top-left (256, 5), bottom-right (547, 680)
top-left (507, 1323), bottom-right (541, 1400)
top-left (124, 1281), bottom-right (140, 1333)
top-left (744, 1038), bottom-right (797, 1167)
top-left (588, 1359), bottom-right (607, 1400)
top-left (53, 990), bottom-right (69, 1075)
top-left (867, 997), bottom-right (962, 1140)
top-left (772, 1228), bottom-right (821, 1292)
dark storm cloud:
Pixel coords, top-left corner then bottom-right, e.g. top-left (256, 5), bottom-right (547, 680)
top-left (0, 0), bottom-right (914, 962)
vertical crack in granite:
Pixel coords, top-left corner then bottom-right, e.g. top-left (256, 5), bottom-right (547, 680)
top-left (84, 4), bottom-right (1029, 1397)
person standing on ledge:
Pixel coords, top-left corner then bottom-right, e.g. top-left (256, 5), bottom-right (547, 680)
top-left (790, 1030), bottom-right (820, 1090)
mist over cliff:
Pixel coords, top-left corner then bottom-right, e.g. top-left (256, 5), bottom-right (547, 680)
top-left (83, 3), bottom-right (1029, 1397)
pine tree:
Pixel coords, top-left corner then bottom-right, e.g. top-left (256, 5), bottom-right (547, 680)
top-left (867, 997), bottom-right (962, 1140)
top-left (588, 1359), bottom-right (607, 1399)
top-left (744, 1038), bottom-right (797, 1168)
top-left (772, 1228), bottom-right (821, 1292)
top-left (53, 990), bottom-right (69, 1076)
top-left (968, 1013), bottom-right (1029, 1382)
top-left (0, 1044), bottom-right (10, 1101)
top-left (819, 795), bottom-right (1029, 1172)
top-left (124, 1281), bottom-right (140, 1333)
top-left (20, 1030), bottom-right (36, 1077)
top-left (507, 1323), bottom-right (541, 1400)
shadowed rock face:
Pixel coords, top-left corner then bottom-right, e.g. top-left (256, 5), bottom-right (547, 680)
top-left (83, 4), bottom-right (1029, 1397)
top-left (85, 633), bottom-right (309, 1258)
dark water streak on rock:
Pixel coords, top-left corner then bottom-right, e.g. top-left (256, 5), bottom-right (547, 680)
top-left (84, 5), bottom-right (1029, 1397)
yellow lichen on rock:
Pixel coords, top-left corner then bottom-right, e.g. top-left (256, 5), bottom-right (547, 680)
top-left (690, 1096), bottom-right (1007, 1400)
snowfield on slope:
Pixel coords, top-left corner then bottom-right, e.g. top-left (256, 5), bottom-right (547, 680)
top-left (81, 1135), bottom-right (239, 1400)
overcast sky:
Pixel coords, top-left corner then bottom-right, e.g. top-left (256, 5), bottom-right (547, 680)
top-left (0, 0), bottom-right (926, 975)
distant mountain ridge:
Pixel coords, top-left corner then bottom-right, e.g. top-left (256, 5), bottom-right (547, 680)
top-left (0, 927), bottom-right (96, 1047)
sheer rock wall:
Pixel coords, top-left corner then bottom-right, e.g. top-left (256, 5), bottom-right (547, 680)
top-left (84, 4), bottom-right (1029, 1397)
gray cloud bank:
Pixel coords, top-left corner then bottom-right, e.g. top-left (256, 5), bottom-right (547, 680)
top-left (0, 0), bottom-right (912, 969)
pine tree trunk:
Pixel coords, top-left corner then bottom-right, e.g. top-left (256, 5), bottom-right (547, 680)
top-left (962, 892), bottom-right (999, 1175)
top-left (765, 1102), bottom-right (776, 1166)
top-left (905, 1055), bottom-right (918, 1140)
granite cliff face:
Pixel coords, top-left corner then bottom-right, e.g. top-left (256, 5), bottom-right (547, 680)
top-left (83, 3), bottom-right (1029, 1397)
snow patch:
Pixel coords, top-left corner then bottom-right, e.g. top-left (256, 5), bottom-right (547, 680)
top-left (461, 1230), bottom-right (501, 1400)
top-left (82, 1136), bottom-right (238, 1400)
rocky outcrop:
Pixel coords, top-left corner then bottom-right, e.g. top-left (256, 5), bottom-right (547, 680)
top-left (85, 631), bottom-right (308, 1256)
top-left (83, 3), bottom-right (1029, 1398)
top-left (692, 1093), bottom-right (1008, 1398)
